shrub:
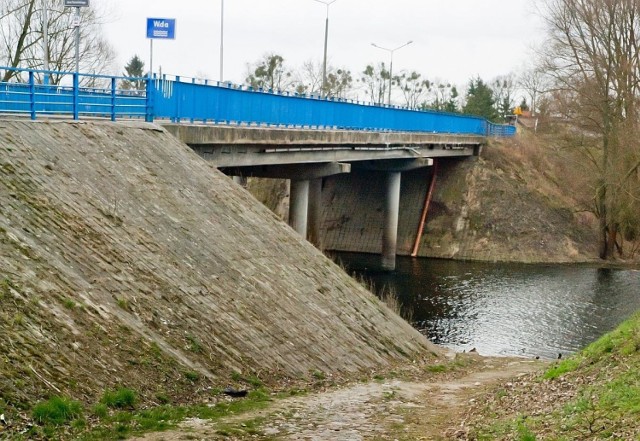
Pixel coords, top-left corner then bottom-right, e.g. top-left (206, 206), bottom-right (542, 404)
top-left (101, 387), bottom-right (137, 409)
top-left (32, 396), bottom-right (83, 425)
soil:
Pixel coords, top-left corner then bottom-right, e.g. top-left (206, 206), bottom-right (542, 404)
top-left (131, 354), bottom-right (545, 440)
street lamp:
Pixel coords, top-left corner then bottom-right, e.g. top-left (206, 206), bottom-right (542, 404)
top-left (220, 0), bottom-right (224, 82)
top-left (371, 40), bottom-right (413, 105)
top-left (311, 0), bottom-right (338, 97)
top-left (43, 0), bottom-right (49, 73)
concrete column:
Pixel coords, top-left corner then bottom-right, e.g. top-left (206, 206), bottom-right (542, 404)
top-left (232, 176), bottom-right (248, 187)
top-left (382, 171), bottom-right (401, 271)
top-left (289, 179), bottom-right (310, 236)
top-left (307, 178), bottom-right (323, 246)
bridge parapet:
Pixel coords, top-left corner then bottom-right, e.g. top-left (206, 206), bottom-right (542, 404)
top-left (1, 66), bottom-right (516, 138)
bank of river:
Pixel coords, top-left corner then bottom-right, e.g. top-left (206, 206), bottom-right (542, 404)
top-left (332, 252), bottom-right (640, 359)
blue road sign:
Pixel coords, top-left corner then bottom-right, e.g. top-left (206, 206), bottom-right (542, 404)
top-left (146, 18), bottom-right (176, 40)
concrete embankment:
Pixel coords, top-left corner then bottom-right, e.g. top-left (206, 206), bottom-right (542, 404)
top-left (0, 120), bottom-right (437, 414)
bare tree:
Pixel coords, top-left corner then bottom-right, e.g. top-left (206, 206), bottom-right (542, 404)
top-left (519, 66), bottom-right (551, 116)
top-left (245, 53), bottom-right (294, 92)
top-left (492, 73), bottom-right (517, 121)
top-left (359, 62), bottom-right (389, 104)
top-left (0, 0), bottom-right (116, 84)
top-left (292, 60), bottom-right (352, 98)
top-left (395, 71), bottom-right (430, 108)
top-left (424, 81), bottom-right (460, 112)
top-left (324, 67), bottom-right (353, 99)
top-left (541, 0), bottom-right (640, 258)
top-left (293, 60), bottom-right (323, 95)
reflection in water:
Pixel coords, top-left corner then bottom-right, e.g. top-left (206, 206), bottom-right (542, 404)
top-left (334, 253), bottom-right (640, 359)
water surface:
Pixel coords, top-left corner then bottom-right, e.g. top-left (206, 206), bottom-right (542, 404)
top-left (334, 253), bottom-right (640, 359)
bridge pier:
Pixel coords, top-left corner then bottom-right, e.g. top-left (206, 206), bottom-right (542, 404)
top-left (289, 179), bottom-right (310, 236)
top-left (232, 176), bottom-right (248, 187)
top-left (382, 171), bottom-right (401, 271)
top-left (307, 178), bottom-right (323, 247)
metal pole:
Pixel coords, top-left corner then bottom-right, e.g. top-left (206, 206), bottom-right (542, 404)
top-left (322, 10), bottom-right (328, 97)
top-left (149, 39), bottom-right (153, 78)
top-left (371, 40), bottom-right (413, 106)
top-left (388, 52), bottom-right (393, 105)
top-left (312, 0), bottom-right (337, 97)
top-left (220, 0), bottom-right (224, 81)
top-left (43, 0), bottom-right (49, 72)
top-left (74, 7), bottom-right (80, 72)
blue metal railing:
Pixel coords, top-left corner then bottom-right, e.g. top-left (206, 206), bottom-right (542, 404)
top-left (0, 67), bottom-right (148, 121)
top-left (0, 66), bottom-right (516, 137)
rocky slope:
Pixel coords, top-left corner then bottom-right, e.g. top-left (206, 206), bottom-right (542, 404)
top-left (0, 120), bottom-right (438, 426)
top-left (417, 133), bottom-right (600, 262)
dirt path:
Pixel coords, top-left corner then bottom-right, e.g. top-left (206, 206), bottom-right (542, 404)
top-left (132, 356), bottom-right (544, 441)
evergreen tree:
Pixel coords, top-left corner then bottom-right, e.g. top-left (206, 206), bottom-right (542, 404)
top-left (120, 55), bottom-right (146, 91)
top-left (462, 77), bottom-right (498, 121)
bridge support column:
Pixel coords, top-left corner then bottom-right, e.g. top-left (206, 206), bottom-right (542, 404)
top-left (232, 176), bottom-right (248, 187)
top-left (289, 179), bottom-right (309, 236)
top-left (307, 178), bottom-right (322, 246)
top-left (382, 171), bottom-right (401, 271)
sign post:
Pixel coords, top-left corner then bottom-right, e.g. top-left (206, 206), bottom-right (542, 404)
top-left (63, 0), bottom-right (89, 73)
top-left (146, 18), bottom-right (176, 78)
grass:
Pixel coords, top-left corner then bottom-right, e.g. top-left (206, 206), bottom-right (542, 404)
top-left (116, 297), bottom-right (129, 310)
top-left (471, 311), bottom-right (640, 439)
top-left (32, 396), bottom-right (83, 426)
top-left (0, 277), bottom-right (11, 298)
top-left (425, 364), bottom-right (448, 373)
top-left (183, 371), bottom-right (200, 382)
top-left (186, 334), bottom-right (203, 353)
top-left (101, 387), bottom-right (137, 409)
top-left (23, 387), bottom-right (274, 440)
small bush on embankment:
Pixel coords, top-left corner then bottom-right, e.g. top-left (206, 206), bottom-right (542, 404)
top-left (468, 311), bottom-right (640, 440)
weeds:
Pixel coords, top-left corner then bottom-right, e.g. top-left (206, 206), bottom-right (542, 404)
top-left (101, 387), bottom-right (137, 409)
top-left (32, 396), bottom-right (83, 426)
top-left (184, 371), bottom-right (200, 382)
top-left (186, 334), bottom-right (203, 354)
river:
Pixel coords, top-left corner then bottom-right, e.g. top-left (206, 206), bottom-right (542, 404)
top-left (333, 252), bottom-right (640, 360)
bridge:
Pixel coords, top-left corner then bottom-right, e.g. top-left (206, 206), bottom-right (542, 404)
top-left (0, 66), bottom-right (515, 269)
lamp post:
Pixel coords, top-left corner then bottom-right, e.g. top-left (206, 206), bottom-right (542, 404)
top-left (371, 40), bottom-right (413, 105)
top-left (43, 0), bottom-right (49, 73)
top-left (311, 0), bottom-right (338, 97)
top-left (220, 0), bottom-right (224, 82)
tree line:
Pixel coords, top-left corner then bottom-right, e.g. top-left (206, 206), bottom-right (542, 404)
top-left (242, 53), bottom-right (522, 123)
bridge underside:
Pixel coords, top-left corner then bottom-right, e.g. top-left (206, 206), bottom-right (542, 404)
top-left (164, 124), bottom-right (485, 270)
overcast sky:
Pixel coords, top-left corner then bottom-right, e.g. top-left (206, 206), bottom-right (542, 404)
top-left (100, 0), bottom-right (545, 92)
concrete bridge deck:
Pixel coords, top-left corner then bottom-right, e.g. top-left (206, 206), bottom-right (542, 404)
top-left (163, 124), bottom-right (484, 168)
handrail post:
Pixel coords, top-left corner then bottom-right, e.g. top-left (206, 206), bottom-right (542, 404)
top-left (72, 72), bottom-right (79, 120)
top-left (110, 77), bottom-right (116, 121)
top-left (175, 75), bottom-right (181, 123)
top-left (145, 76), bottom-right (154, 122)
top-left (29, 71), bottom-right (36, 120)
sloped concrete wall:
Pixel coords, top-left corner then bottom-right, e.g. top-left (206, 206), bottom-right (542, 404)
top-left (0, 120), bottom-right (437, 408)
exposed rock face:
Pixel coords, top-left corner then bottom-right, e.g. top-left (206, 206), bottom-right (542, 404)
top-left (418, 142), bottom-right (599, 262)
top-left (314, 138), bottom-right (598, 263)
top-left (0, 120), bottom-right (436, 410)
